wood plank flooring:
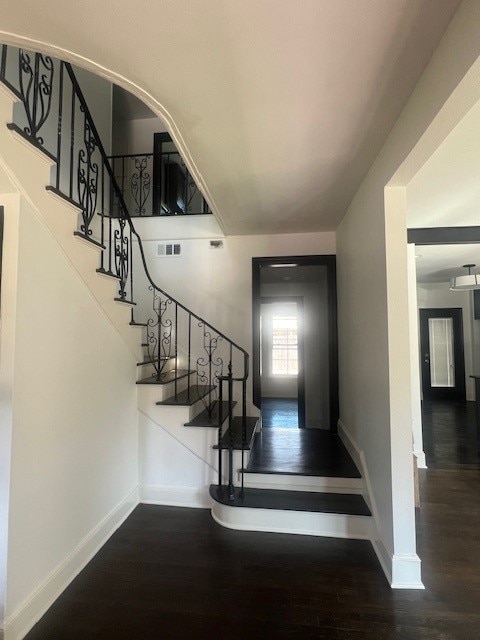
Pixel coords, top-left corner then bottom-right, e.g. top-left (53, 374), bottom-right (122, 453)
top-left (246, 428), bottom-right (361, 477)
top-left (261, 397), bottom-right (299, 428)
top-left (22, 399), bottom-right (480, 639)
top-left (24, 466), bottom-right (480, 640)
top-left (422, 399), bottom-right (480, 468)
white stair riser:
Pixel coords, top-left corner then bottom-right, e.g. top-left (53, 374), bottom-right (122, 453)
top-left (136, 357), bottom-right (182, 381)
top-left (136, 373), bottom-right (200, 401)
top-left (242, 472), bottom-right (364, 494)
top-left (211, 502), bottom-right (373, 540)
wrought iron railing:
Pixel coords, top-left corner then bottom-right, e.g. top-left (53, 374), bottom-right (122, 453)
top-left (110, 153), bottom-right (211, 217)
top-left (0, 44), bottom-right (248, 498)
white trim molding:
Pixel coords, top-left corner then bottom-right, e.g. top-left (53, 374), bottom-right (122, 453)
top-left (4, 487), bottom-right (139, 640)
top-left (139, 484), bottom-right (212, 509)
top-left (211, 502), bottom-right (373, 540)
top-left (338, 419), bottom-right (424, 590)
top-left (372, 540), bottom-right (424, 590)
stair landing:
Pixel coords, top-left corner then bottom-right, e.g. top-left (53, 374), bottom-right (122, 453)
top-left (245, 428), bottom-right (361, 477)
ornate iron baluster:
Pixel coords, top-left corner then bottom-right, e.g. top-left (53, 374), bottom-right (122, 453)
top-left (114, 217), bottom-right (129, 300)
top-left (196, 322), bottom-right (224, 413)
top-left (77, 110), bottom-right (99, 236)
top-left (145, 288), bottom-right (173, 380)
top-left (131, 156), bottom-right (151, 215)
top-left (18, 50), bottom-right (54, 145)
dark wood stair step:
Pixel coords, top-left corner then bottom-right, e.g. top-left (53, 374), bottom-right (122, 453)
top-left (137, 355), bottom-right (173, 367)
top-left (209, 485), bottom-right (371, 516)
top-left (137, 369), bottom-right (194, 385)
top-left (213, 417), bottom-right (258, 450)
top-left (157, 384), bottom-right (215, 406)
top-left (184, 401), bottom-right (237, 427)
top-left (96, 267), bottom-right (121, 280)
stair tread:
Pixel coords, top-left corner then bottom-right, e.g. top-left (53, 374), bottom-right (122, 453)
top-left (184, 401), bottom-right (237, 427)
top-left (213, 416), bottom-right (258, 450)
top-left (137, 369), bottom-right (194, 385)
top-left (209, 485), bottom-right (371, 516)
top-left (245, 430), bottom-right (362, 478)
top-left (137, 355), bottom-right (173, 366)
top-left (157, 385), bottom-right (215, 406)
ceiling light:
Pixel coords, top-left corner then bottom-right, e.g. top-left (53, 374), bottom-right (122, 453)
top-left (268, 263), bottom-right (299, 268)
top-left (450, 264), bottom-right (480, 290)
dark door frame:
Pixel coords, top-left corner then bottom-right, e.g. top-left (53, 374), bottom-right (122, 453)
top-left (419, 307), bottom-right (466, 401)
top-left (252, 254), bottom-right (339, 432)
top-left (152, 132), bottom-right (173, 215)
top-left (259, 296), bottom-right (306, 428)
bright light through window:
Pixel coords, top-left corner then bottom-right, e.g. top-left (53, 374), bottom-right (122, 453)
top-left (272, 316), bottom-right (298, 375)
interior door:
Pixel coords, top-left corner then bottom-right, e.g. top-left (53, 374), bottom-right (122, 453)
top-left (419, 308), bottom-right (466, 401)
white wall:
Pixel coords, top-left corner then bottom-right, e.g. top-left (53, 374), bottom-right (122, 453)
top-left (336, 1), bottom-right (480, 588)
top-left (1, 196), bottom-right (138, 636)
top-left (112, 116), bottom-right (167, 155)
top-left (417, 282), bottom-right (474, 400)
top-left (0, 192), bottom-right (20, 634)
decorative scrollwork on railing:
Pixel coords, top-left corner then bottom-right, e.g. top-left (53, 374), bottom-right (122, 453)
top-left (131, 156), bottom-right (151, 215)
top-left (196, 321), bottom-right (224, 407)
top-left (18, 50), bottom-right (54, 145)
top-left (145, 288), bottom-right (173, 379)
top-left (78, 113), bottom-right (99, 235)
top-left (114, 218), bottom-right (129, 299)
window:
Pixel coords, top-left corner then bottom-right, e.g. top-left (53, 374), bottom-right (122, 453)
top-left (272, 316), bottom-right (298, 375)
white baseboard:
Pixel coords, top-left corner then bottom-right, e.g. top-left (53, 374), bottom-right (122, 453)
top-left (211, 502), bottom-right (373, 539)
top-left (139, 484), bottom-right (212, 509)
top-left (338, 420), bottom-right (424, 590)
top-left (4, 487), bottom-right (139, 640)
top-left (372, 540), bottom-right (424, 589)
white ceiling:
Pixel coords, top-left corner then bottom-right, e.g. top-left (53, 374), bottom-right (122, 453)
top-left (1, 0), bottom-right (460, 234)
top-left (415, 245), bottom-right (480, 284)
top-left (407, 98), bottom-right (480, 229)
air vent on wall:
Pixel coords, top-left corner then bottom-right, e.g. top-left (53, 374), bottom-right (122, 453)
top-left (156, 242), bottom-right (182, 257)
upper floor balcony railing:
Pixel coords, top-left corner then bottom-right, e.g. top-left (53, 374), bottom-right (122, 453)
top-left (109, 152), bottom-right (211, 218)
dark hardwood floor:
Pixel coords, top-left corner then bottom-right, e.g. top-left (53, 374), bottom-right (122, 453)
top-left (261, 397), bottom-right (299, 428)
top-left (24, 466), bottom-right (480, 640)
top-left (246, 428), bottom-right (361, 477)
top-left (422, 399), bottom-right (480, 469)
top-left (21, 401), bottom-right (480, 639)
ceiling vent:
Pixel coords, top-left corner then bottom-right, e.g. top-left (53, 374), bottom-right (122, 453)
top-left (156, 242), bottom-right (182, 258)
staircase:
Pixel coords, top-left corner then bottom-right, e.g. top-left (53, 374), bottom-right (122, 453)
top-left (0, 44), bottom-right (374, 541)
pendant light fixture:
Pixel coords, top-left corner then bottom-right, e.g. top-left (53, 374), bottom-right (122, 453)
top-left (450, 263), bottom-right (480, 290)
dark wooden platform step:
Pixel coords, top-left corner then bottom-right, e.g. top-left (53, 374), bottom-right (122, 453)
top-left (137, 369), bottom-right (193, 385)
top-left (209, 485), bottom-right (371, 516)
top-left (137, 355), bottom-right (172, 367)
top-left (213, 417), bottom-right (258, 450)
top-left (184, 401), bottom-right (237, 427)
top-left (157, 384), bottom-right (215, 406)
